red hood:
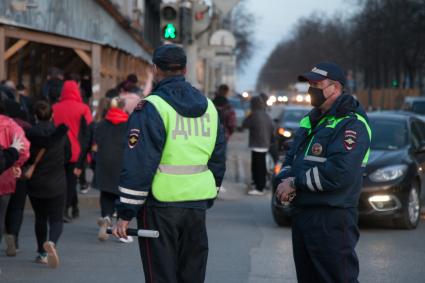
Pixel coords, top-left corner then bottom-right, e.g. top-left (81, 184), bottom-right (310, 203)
top-left (59, 81), bottom-right (82, 103)
top-left (105, 107), bottom-right (129, 124)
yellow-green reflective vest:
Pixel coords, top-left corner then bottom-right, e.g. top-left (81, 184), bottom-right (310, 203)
top-left (144, 95), bottom-right (218, 202)
top-left (299, 113), bottom-right (372, 166)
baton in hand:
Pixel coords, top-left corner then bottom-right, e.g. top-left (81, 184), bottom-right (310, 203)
top-left (106, 228), bottom-right (160, 238)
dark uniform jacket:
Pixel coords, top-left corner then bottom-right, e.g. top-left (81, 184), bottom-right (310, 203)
top-left (118, 76), bottom-right (226, 221)
top-left (276, 94), bottom-right (371, 208)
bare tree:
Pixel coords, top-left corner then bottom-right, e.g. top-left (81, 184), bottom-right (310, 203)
top-left (257, 0), bottom-right (425, 92)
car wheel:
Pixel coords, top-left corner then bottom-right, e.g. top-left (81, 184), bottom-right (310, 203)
top-left (394, 182), bottom-right (421, 229)
top-left (271, 196), bottom-right (291, 227)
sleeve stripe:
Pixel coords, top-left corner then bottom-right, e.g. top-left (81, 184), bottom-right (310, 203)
top-left (312, 167), bottom-right (323, 191)
top-left (306, 169), bottom-right (315, 192)
top-left (119, 186), bottom-right (149, 197)
top-left (120, 197), bottom-right (145, 205)
top-left (304, 155), bottom-right (327, 163)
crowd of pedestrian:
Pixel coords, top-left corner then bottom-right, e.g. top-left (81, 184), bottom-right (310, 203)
top-left (0, 68), bottom-right (149, 268)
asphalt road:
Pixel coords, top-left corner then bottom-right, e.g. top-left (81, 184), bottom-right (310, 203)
top-left (1, 190), bottom-right (425, 283)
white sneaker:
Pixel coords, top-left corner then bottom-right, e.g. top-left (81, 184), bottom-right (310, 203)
top-left (34, 253), bottom-right (48, 264)
top-left (118, 236), bottom-right (134, 244)
top-left (247, 189), bottom-right (265, 196)
top-left (79, 185), bottom-right (90, 194)
top-left (218, 186), bottom-right (227, 193)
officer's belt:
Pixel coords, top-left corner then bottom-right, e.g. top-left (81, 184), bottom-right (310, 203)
top-left (158, 164), bottom-right (208, 174)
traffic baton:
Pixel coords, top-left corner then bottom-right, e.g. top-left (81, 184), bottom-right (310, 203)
top-left (106, 228), bottom-right (159, 238)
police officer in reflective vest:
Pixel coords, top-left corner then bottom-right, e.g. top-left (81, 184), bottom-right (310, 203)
top-left (276, 62), bottom-right (371, 283)
top-left (113, 45), bottom-right (226, 283)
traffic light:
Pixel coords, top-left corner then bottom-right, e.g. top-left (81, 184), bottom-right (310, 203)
top-left (392, 79), bottom-right (399, 88)
top-left (160, 3), bottom-right (181, 43)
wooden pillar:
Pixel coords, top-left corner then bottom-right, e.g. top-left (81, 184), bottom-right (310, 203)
top-left (0, 27), bottom-right (5, 80)
top-left (91, 44), bottom-right (101, 100)
top-left (112, 49), bottom-right (118, 86)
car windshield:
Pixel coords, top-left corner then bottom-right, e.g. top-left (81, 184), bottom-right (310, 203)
top-left (411, 101), bottom-right (425, 115)
top-left (281, 109), bottom-right (309, 123)
top-left (369, 118), bottom-right (408, 150)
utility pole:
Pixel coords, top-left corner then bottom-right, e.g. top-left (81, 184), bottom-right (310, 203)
top-left (180, 0), bottom-right (199, 87)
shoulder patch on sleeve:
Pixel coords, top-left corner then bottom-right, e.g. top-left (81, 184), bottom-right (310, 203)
top-left (344, 130), bottom-right (357, 150)
top-left (134, 100), bottom-right (146, 111)
top-left (128, 129), bottom-right (140, 148)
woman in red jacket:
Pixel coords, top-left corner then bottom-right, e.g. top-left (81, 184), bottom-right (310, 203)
top-left (0, 99), bottom-right (30, 245)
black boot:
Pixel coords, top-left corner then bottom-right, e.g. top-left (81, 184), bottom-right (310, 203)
top-left (63, 208), bottom-right (73, 223)
top-left (72, 205), bottom-right (80, 219)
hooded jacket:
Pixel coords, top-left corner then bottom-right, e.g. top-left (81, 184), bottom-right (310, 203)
top-left (242, 96), bottom-right (274, 149)
top-left (277, 94), bottom-right (371, 208)
top-left (118, 76), bottom-right (226, 221)
top-left (94, 107), bottom-right (128, 194)
top-left (52, 81), bottom-right (93, 167)
top-left (0, 114), bottom-right (30, 196)
top-left (26, 122), bottom-right (70, 199)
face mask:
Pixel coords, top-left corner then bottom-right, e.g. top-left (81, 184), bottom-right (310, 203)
top-left (308, 86), bottom-right (326, 107)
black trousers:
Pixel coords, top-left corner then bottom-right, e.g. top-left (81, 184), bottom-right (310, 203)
top-left (292, 207), bottom-right (360, 283)
top-left (5, 179), bottom-right (27, 248)
top-left (251, 151), bottom-right (267, 191)
top-left (65, 163), bottom-right (78, 210)
top-left (0, 194), bottom-right (11, 244)
top-left (79, 162), bottom-right (88, 186)
top-left (100, 191), bottom-right (118, 218)
top-left (29, 194), bottom-right (65, 254)
top-left (137, 206), bottom-right (209, 283)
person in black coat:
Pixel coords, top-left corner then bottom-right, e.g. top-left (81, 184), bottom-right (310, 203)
top-left (93, 97), bottom-right (129, 242)
top-left (242, 96), bottom-right (274, 196)
top-left (26, 101), bottom-right (70, 268)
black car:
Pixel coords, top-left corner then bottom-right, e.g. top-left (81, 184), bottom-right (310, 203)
top-left (275, 105), bottom-right (311, 152)
top-left (271, 112), bottom-right (424, 229)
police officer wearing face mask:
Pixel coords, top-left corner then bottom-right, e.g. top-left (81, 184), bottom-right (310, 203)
top-left (112, 44), bottom-right (226, 283)
top-left (275, 62), bottom-right (372, 283)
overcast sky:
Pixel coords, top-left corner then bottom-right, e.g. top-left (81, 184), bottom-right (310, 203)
top-left (236, 0), bottom-right (353, 92)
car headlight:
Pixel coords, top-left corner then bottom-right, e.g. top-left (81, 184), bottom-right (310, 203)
top-left (278, 128), bottom-right (292, 138)
top-left (369, 164), bottom-right (407, 182)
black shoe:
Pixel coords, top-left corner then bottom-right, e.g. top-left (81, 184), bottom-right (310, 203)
top-left (63, 214), bottom-right (73, 223)
top-left (72, 206), bottom-right (80, 219)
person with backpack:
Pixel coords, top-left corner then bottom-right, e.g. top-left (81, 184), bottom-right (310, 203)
top-left (213, 84), bottom-right (237, 142)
